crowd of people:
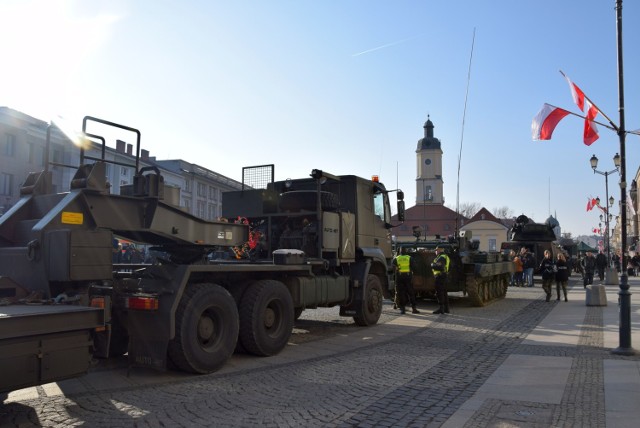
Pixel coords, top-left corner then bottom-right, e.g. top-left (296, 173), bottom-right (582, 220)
top-left (392, 243), bottom-right (640, 314)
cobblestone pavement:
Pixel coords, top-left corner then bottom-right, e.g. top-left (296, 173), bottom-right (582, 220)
top-left (0, 278), bottom-right (638, 427)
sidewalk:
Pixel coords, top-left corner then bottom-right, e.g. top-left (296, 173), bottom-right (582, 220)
top-left (442, 275), bottom-right (640, 427)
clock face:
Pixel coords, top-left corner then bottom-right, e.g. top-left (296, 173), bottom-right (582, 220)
top-left (424, 159), bottom-right (431, 165)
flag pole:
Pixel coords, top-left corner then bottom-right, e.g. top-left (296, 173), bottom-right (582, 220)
top-left (545, 104), bottom-right (616, 131)
top-left (559, 69), bottom-right (620, 132)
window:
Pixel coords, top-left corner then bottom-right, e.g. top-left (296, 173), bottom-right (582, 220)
top-left (183, 198), bottom-right (191, 212)
top-left (209, 186), bottom-right (217, 201)
top-left (373, 192), bottom-right (387, 221)
top-left (197, 200), bottom-right (206, 218)
top-left (208, 203), bottom-right (217, 220)
top-left (197, 182), bottom-right (206, 197)
top-left (488, 238), bottom-right (497, 252)
top-left (28, 142), bottom-right (36, 163)
top-left (1, 173), bottom-right (13, 196)
top-left (424, 186), bottom-right (433, 201)
top-left (120, 167), bottom-right (129, 177)
top-left (4, 134), bottom-right (16, 157)
top-left (184, 179), bottom-right (192, 193)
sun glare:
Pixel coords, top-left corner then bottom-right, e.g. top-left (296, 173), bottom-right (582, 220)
top-left (0, 0), bottom-right (121, 123)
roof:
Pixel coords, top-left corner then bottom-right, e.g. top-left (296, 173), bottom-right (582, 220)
top-left (392, 204), bottom-right (467, 239)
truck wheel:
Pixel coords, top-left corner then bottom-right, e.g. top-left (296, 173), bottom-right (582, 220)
top-left (279, 191), bottom-right (339, 212)
top-left (353, 274), bottom-right (383, 326)
top-left (239, 280), bottom-right (294, 356)
top-left (168, 283), bottom-right (239, 374)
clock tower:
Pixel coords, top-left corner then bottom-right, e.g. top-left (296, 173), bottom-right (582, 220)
top-left (416, 116), bottom-right (444, 205)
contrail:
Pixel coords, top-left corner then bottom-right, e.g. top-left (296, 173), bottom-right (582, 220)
top-left (352, 34), bottom-right (421, 57)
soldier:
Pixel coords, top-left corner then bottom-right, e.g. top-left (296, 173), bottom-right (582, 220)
top-left (431, 245), bottom-right (450, 314)
top-left (392, 247), bottom-right (420, 314)
top-left (539, 249), bottom-right (556, 302)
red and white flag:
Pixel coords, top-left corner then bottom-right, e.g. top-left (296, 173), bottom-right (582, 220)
top-left (586, 197), bottom-right (594, 211)
top-left (583, 99), bottom-right (599, 145)
top-left (532, 104), bottom-right (570, 141)
top-left (564, 74), bottom-right (586, 111)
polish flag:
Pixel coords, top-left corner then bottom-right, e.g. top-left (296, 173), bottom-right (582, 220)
top-left (564, 74), bottom-right (586, 111)
top-left (586, 197), bottom-right (593, 211)
top-left (532, 104), bottom-right (570, 140)
top-left (583, 99), bottom-right (599, 146)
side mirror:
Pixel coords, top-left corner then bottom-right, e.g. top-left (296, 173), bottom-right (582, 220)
top-left (397, 200), bottom-right (405, 222)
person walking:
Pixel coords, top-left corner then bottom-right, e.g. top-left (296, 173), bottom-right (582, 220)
top-left (431, 245), bottom-right (450, 314)
top-left (595, 250), bottom-right (607, 282)
top-left (581, 251), bottom-right (596, 288)
top-left (392, 247), bottom-right (420, 314)
top-left (538, 250), bottom-right (556, 302)
top-left (555, 253), bottom-right (569, 302)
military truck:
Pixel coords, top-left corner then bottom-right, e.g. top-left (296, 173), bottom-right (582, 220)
top-left (0, 116), bottom-right (405, 394)
top-left (397, 231), bottom-right (514, 306)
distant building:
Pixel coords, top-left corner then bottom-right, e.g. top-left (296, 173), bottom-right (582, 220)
top-left (460, 208), bottom-right (509, 252)
top-left (0, 107), bottom-right (78, 213)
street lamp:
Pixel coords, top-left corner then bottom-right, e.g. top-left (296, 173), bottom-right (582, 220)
top-left (590, 153), bottom-right (619, 280)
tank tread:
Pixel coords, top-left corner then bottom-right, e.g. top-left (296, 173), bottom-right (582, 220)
top-left (465, 272), bottom-right (510, 307)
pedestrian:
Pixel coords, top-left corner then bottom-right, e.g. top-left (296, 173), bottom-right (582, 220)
top-left (538, 250), bottom-right (556, 302)
top-left (612, 250), bottom-right (621, 273)
top-left (595, 250), bottom-right (607, 281)
top-left (513, 252), bottom-right (524, 286)
top-left (581, 251), bottom-right (596, 288)
top-left (555, 253), bottom-right (569, 302)
top-left (521, 248), bottom-right (535, 287)
top-left (431, 245), bottom-right (450, 314)
top-left (393, 247), bottom-right (420, 314)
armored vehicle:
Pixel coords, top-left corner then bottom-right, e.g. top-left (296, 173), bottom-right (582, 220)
top-left (397, 231), bottom-right (514, 306)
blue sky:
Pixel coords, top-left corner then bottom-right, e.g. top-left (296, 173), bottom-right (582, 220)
top-left (2, 0), bottom-right (640, 237)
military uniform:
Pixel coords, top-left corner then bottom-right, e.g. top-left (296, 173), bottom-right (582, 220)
top-left (431, 247), bottom-right (450, 314)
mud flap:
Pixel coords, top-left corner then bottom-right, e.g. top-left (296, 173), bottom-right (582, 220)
top-left (339, 260), bottom-right (370, 316)
top-left (126, 311), bottom-right (170, 371)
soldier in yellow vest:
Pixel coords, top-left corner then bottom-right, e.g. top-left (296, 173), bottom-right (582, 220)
top-left (431, 245), bottom-right (450, 314)
top-left (393, 247), bottom-right (420, 314)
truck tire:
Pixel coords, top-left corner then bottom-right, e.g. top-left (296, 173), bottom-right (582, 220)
top-left (239, 279), bottom-right (294, 356)
top-left (353, 274), bottom-right (383, 326)
top-left (168, 283), bottom-right (239, 374)
top-left (279, 191), bottom-right (339, 212)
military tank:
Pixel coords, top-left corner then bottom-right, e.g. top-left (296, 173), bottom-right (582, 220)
top-left (397, 231), bottom-right (514, 306)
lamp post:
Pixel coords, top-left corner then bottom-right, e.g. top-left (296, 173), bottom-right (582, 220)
top-left (590, 153), bottom-right (619, 283)
top-left (612, 0), bottom-right (634, 356)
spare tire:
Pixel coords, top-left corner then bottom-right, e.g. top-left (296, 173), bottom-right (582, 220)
top-left (279, 190), bottom-right (339, 212)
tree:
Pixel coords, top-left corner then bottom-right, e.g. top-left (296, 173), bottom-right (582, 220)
top-left (457, 202), bottom-right (481, 218)
top-left (492, 206), bottom-right (514, 219)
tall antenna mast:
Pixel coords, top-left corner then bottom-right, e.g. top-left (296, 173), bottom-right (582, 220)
top-left (455, 28), bottom-right (476, 236)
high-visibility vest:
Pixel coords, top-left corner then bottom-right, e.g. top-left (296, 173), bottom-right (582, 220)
top-left (433, 254), bottom-right (450, 274)
top-left (395, 255), bottom-right (411, 273)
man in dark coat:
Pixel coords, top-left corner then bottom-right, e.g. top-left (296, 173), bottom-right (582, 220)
top-left (595, 251), bottom-right (608, 281)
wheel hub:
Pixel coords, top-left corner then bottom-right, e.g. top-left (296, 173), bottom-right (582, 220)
top-left (263, 307), bottom-right (276, 328)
